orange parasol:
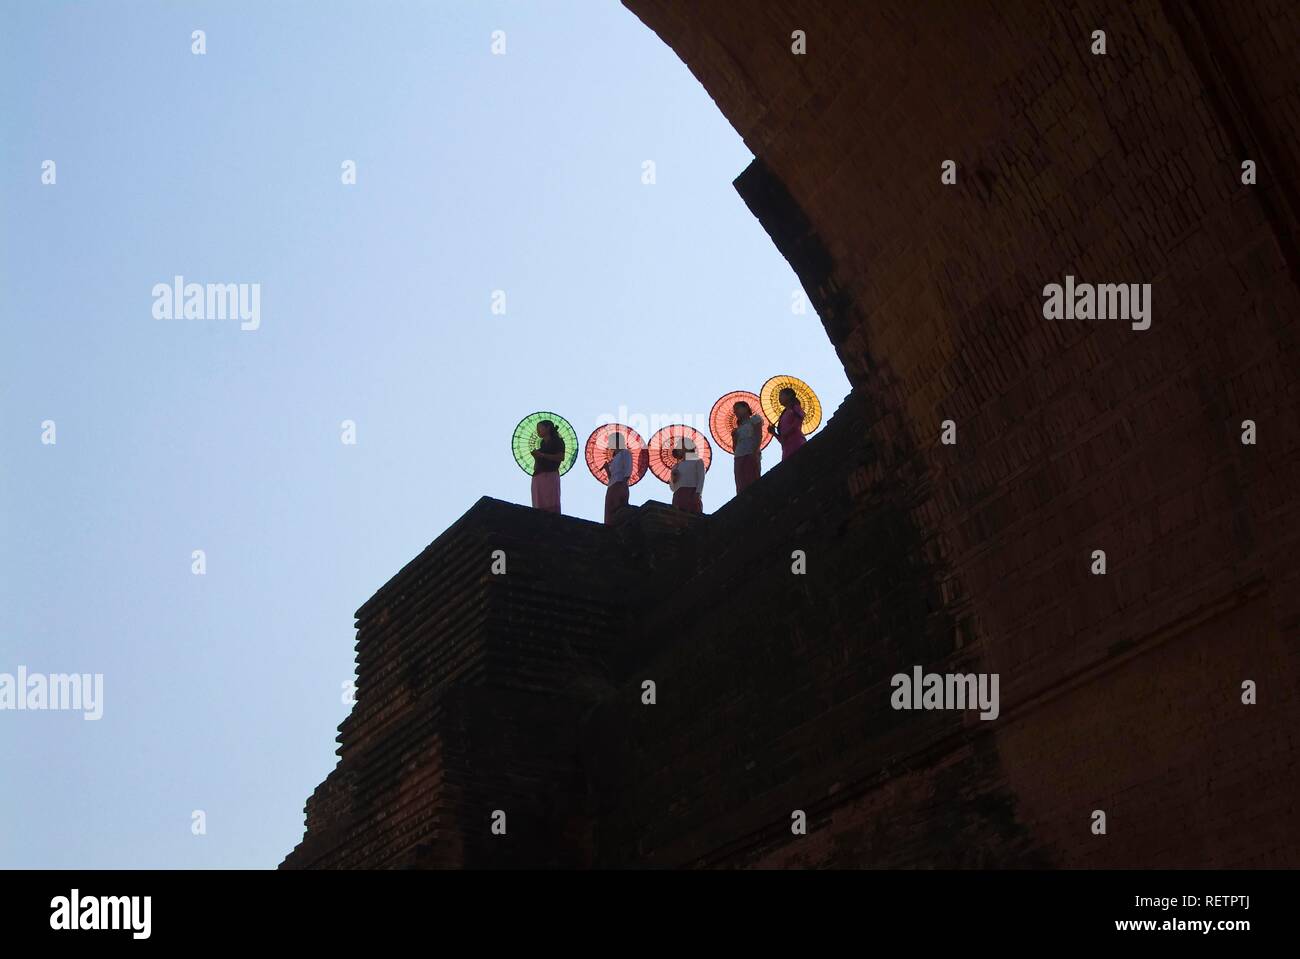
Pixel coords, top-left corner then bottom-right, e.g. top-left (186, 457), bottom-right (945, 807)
top-left (759, 375), bottom-right (822, 435)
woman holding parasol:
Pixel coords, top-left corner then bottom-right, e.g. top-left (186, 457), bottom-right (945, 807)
top-left (530, 419), bottom-right (566, 513)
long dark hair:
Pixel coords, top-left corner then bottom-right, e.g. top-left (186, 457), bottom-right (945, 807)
top-left (538, 420), bottom-right (562, 448)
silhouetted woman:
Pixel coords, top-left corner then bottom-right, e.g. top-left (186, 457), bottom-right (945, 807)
top-left (669, 438), bottom-right (705, 513)
top-left (602, 431), bottom-right (632, 524)
top-left (731, 400), bottom-right (762, 493)
top-left (769, 388), bottom-right (807, 461)
top-left (531, 419), bottom-right (565, 514)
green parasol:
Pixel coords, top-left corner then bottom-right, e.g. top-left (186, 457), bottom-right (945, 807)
top-left (512, 411), bottom-right (578, 476)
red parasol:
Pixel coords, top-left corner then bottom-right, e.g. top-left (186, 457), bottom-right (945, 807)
top-left (646, 425), bottom-right (712, 484)
top-left (709, 390), bottom-right (774, 454)
top-left (584, 424), bottom-right (648, 486)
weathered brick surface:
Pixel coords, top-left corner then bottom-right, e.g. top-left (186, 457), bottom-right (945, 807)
top-left (281, 497), bottom-right (708, 868)
top-left (282, 500), bottom-right (623, 868)
top-left (284, 1), bottom-right (1300, 868)
top-left (606, 0), bottom-right (1300, 867)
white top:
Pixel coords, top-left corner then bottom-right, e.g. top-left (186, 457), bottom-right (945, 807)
top-left (607, 449), bottom-right (632, 485)
top-left (733, 416), bottom-right (763, 457)
top-left (670, 457), bottom-right (706, 494)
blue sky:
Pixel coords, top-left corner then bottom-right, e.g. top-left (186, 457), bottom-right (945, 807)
top-left (0, 0), bottom-right (849, 867)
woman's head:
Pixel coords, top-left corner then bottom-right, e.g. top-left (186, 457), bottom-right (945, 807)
top-left (536, 419), bottom-right (555, 439)
top-left (778, 387), bottom-right (798, 408)
top-left (609, 431), bottom-right (626, 452)
top-left (733, 400), bottom-right (752, 420)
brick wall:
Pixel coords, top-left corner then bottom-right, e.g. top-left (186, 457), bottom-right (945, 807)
top-left (282, 499), bottom-right (622, 867)
top-left (283, 1), bottom-right (1300, 868)
top-left (608, 0), bottom-right (1300, 866)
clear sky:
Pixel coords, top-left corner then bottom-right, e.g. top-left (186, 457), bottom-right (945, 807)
top-left (0, 1), bottom-right (849, 867)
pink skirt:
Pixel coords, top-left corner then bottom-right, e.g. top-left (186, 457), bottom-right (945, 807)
top-left (779, 430), bottom-right (807, 461)
top-left (672, 487), bottom-right (702, 513)
top-left (734, 452), bottom-right (761, 493)
top-left (604, 480), bottom-right (629, 524)
top-left (531, 471), bottom-right (561, 513)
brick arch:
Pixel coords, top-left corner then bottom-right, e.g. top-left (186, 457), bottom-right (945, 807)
top-left (617, 0), bottom-right (1300, 866)
top-left (284, 2), bottom-right (1300, 869)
